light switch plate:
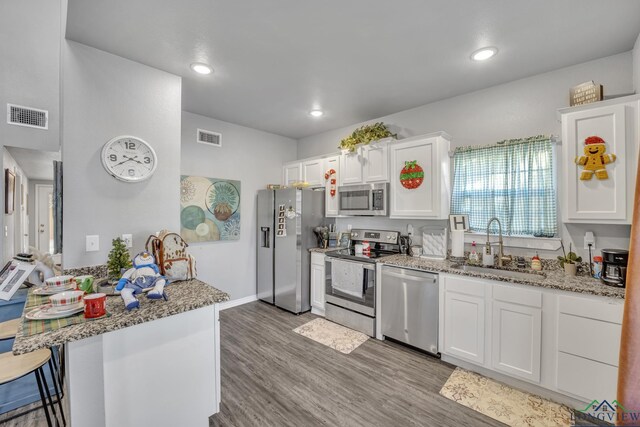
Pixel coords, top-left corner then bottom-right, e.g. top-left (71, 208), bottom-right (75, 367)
top-left (122, 234), bottom-right (133, 248)
top-left (86, 235), bottom-right (99, 252)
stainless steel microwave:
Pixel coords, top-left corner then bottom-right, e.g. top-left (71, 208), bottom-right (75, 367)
top-left (338, 183), bottom-right (388, 216)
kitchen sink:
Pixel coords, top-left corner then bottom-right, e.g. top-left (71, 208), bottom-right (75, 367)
top-left (449, 264), bottom-right (545, 281)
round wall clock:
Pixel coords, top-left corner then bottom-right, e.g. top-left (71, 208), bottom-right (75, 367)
top-left (101, 135), bottom-right (158, 182)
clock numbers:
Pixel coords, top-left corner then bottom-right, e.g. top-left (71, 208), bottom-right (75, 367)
top-left (144, 157), bottom-right (151, 164)
top-left (125, 141), bottom-right (136, 150)
top-left (109, 154), bottom-right (117, 162)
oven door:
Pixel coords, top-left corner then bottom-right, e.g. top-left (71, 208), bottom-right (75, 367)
top-left (324, 257), bottom-right (375, 316)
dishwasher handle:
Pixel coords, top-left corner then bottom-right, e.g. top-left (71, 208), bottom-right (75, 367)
top-left (382, 269), bottom-right (437, 283)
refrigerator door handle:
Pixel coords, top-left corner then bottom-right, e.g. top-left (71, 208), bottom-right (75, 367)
top-left (261, 227), bottom-right (270, 248)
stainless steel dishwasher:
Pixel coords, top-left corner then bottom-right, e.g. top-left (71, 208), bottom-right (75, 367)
top-left (380, 266), bottom-right (439, 355)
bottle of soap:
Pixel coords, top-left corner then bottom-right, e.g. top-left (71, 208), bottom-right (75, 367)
top-left (469, 241), bottom-right (479, 264)
top-left (531, 252), bottom-right (542, 271)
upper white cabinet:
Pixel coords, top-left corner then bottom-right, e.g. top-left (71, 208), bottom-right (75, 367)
top-left (389, 133), bottom-right (451, 219)
top-left (302, 158), bottom-right (325, 187)
top-left (560, 95), bottom-right (640, 224)
top-left (282, 162), bottom-right (301, 186)
top-left (339, 139), bottom-right (391, 186)
top-left (340, 151), bottom-right (364, 185)
top-left (324, 155), bottom-right (340, 217)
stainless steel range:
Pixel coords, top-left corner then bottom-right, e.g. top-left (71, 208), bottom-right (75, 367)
top-left (324, 229), bottom-right (400, 336)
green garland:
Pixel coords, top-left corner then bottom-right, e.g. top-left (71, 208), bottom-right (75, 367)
top-left (338, 122), bottom-right (397, 152)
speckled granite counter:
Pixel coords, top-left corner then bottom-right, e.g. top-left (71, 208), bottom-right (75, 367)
top-left (12, 278), bottom-right (230, 355)
top-left (377, 255), bottom-right (625, 299)
top-left (309, 247), bottom-right (344, 253)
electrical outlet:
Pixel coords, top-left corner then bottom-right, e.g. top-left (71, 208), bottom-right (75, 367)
top-left (86, 235), bottom-right (99, 252)
top-left (584, 231), bottom-right (595, 251)
top-left (122, 234), bottom-right (133, 248)
top-left (407, 224), bottom-right (414, 236)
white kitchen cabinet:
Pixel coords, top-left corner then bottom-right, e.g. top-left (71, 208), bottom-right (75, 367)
top-left (389, 132), bottom-right (451, 219)
top-left (491, 285), bottom-right (542, 383)
top-left (324, 155), bottom-right (340, 217)
top-left (443, 275), bottom-right (486, 365)
top-left (362, 141), bottom-right (390, 182)
top-left (283, 162), bottom-right (301, 186)
top-left (560, 95), bottom-right (640, 223)
top-left (555, 294), bottom-right (623, 401)
top-left (340, 151), bottom-right (364, 185)
top-left (302, 158), bottom-right (325, 187)
top-left (310, 252), bottom-right (326, 315)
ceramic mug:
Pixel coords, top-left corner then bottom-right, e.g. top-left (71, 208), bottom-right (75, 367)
top-left (84, 293), bottom-right (106, 319)
top-left (75, 275), bottom-right (94, 294)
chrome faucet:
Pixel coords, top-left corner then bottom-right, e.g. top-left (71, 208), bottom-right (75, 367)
top-left (486, 217), bottom-right (511, 267)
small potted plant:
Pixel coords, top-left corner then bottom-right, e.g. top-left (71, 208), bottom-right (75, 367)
top-left (107, 237), bottom-right (133, 283)
top-left (558, 242), bottom-right (581, 276)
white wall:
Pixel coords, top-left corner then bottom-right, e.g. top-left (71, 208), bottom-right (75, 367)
top-left (2, 148), bottom-right (28, 263)
top-left (297, 52), bottom-right (635, 258)
top-left (181, 111), bottom-right (297, 300)
top-left (62, 41), bottom-right (182, 268)
top-left (633, 32), bottom-right (640, 94)
top-left (0, 0), bottom-right (61, 152)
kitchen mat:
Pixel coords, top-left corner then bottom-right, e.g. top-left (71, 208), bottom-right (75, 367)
top-left (293, 318), bottom-right (368, 354)
top-left (440, 368), bottom-right (573, 427)
top-left (21, 289), bottom-right (88, 336)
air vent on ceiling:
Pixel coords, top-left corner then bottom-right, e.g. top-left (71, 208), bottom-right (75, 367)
top-left (7, 104), bottom-right (48, 130)
top-left (197, 128), bottom-right (222, 147)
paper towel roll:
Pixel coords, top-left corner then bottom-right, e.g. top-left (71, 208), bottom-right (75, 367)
top-left (451, 230), bottom-right (465, 258)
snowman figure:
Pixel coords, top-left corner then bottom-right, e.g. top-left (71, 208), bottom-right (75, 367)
top-left (115, 252), bottom-right (168, 310)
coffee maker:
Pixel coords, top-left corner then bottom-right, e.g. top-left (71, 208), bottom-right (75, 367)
top-left (601, 249), bottom-right (629, 287)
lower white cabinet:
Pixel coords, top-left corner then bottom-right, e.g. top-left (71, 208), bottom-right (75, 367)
top-left (443, 276), bottom-right (486, 364)
top-left (491, 301), bottom-right (542, 383)
top-left (310, 252), bottom-right (325, 315)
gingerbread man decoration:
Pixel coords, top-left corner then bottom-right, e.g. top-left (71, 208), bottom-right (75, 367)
top-left (575, 136), bottom-right (616, 180)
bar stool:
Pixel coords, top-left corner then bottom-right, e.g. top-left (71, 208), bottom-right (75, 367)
top-left (0, 349), bottom-right (65, 426)
top-left (0, 319), bottom-right (65, 426)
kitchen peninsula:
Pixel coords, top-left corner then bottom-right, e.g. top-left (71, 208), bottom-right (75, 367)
top-left (12, 279), bottom-right (229, 427)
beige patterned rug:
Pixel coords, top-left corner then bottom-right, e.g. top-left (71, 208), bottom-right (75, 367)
top-left (293, 318), bottom-right (368, 354)
top-left (440, 368), bottom-right (573, 427)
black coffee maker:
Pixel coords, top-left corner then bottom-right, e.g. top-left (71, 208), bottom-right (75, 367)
top-left (601, 249), bottom-right (629, 287)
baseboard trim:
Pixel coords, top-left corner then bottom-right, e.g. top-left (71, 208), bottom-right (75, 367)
top-left (219, 294), bottom-right (258, 311)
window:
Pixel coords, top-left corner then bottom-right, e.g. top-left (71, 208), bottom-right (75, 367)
top-left (450, 136), bottom-right (557, 237)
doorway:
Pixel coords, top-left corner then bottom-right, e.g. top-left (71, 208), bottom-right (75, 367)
top-left (35, 184), bottom-right (54, 254)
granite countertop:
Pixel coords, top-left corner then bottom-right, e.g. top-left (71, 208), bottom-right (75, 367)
top-left (12, 279), bottom-right (230, 355)
top-left (309, 247), bottom-right (343, 254)
top-left (377, 255), bottom-right (625, 299)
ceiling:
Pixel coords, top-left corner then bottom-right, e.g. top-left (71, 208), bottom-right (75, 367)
top-left (65, 0), bottom-right (640, 139)
top-left (6, 147), bottom-right (60, 181)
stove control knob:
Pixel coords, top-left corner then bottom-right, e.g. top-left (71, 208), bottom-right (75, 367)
top-left (352, 232), bottom-right (358, 238)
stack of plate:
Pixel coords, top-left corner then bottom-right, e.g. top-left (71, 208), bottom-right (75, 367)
top-left (33, 275), bottom-right (77, 296)
top-left (26, 302), bottom-right (84, 320)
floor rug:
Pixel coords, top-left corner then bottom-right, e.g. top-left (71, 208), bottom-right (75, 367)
top-left (440, 368), bottom-right (573, 427)
top-left (293, 318), bottom-right (368, 354)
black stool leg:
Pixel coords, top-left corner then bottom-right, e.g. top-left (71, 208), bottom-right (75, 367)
top-left (39, 366), bottom-right (59, 426)
top-left (35, 368), bottom-right (53, 427)
top-left (48, 359), bottom-right (66, 426)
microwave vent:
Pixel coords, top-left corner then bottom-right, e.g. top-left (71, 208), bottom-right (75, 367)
top-left (197, 128), bottom-right (222, 147)
top-left (7, 104), bottom-right (48, 129)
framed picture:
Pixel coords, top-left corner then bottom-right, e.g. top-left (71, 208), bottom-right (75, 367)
top-left (0, 262), bottom-right (35, 301)
top-left (5, 169), bottom-right (15, 214)
top-left (338, 232), bottom-right (350, 247)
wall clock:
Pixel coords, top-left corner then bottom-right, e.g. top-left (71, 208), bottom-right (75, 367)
top-left (101, 135), bottom-right (158, 182)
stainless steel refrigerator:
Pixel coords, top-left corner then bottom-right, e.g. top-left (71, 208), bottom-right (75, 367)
top-left (257, 188), bottom-right (324, 313)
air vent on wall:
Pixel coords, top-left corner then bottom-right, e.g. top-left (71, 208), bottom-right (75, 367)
top-left (7, 104), bottom-right (48, 130)
top-left (197, 128), bottom-right (222, 147)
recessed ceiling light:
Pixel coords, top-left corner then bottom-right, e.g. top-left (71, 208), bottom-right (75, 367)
top-left (190, 62), bottom-right (213, 75)
top-left (471, 47), bottom-right (498, 61)
top-left (309, 109), bottom-right (324, 117)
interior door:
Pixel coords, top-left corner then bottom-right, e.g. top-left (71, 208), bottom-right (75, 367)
top-left (36, 184), bottom-right (54, 254)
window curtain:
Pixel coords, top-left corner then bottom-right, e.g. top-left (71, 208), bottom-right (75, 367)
top-left (450, 135), bottom-right (557, 237)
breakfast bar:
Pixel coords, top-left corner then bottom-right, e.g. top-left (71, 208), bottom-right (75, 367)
top-left (12, 279), bottom-right (229, 427)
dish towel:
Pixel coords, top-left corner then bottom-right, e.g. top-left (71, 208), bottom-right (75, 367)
top-left (331, 260), bottom-right (364, 298)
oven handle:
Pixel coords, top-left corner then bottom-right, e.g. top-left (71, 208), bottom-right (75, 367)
top-left (325, 257), bottom-right (375, 271)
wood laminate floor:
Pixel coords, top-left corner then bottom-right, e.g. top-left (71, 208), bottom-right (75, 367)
top-left (209, 301), bottom-right (505, 427)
